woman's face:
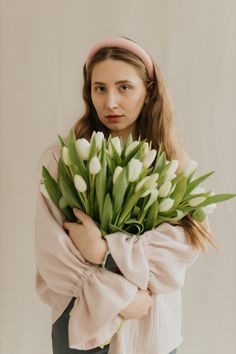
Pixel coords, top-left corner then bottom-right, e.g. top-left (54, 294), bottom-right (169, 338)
top-left (91, 59), bottom-right (148, 142)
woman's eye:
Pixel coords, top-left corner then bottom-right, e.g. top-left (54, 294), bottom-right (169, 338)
top-left (95, 86), bottom-right (105, 93)
top-left (120, 85), bottom-right (130, 91)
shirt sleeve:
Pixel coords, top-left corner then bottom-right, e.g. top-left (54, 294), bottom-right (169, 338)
top-left (104, 221), bottom-right (203, 294)
top-left (34, 145), bottom-right (138, 350)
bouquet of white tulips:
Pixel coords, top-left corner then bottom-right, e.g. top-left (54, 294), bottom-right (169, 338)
top-left (41, 129), bottom-right (235, 237)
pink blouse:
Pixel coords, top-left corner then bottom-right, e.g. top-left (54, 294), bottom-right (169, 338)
top-left (34, 144), bottom-right (202, 354)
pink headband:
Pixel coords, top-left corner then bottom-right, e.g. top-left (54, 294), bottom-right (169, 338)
top-left (85, 37), bottom-right (154, 80)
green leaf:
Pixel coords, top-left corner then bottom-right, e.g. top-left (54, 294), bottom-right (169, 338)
top-left (112, 167), bottom-right (129, 218)
top-left (152, 151), bottom-right (166, 175)
top-left (95, 138), bottom-right (107, 220)
top-left (123, 141), bottom-right (143, 165)
top-left (57, 134), bottom-right (66, 149)
top-left (171, 175), bottom-right (187, 208)
top-left (185, 171), bottom-right (215, 195)
top-left (58, 159), bottom-right (82, 208)
top-left (196, 193), bottom-right (236, 207)
top-left (144, 200), bottom-right (158, 230)
top-left (123, 219), bottom-right (144, 235)
top-left (101, 193), bottom-right (113, 232)
top-left (42, 166), bottom-right (61, 207)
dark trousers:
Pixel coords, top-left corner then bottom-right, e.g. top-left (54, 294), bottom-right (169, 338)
top-left (52, 297), bottom-right (177, 354)
top-left (51, 297), bottom-right (110, 354)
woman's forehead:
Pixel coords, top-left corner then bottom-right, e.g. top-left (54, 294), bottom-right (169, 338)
top-left (91, 59), bottom-right (143, 84)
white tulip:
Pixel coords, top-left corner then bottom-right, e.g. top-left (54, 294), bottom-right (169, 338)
top-left (113, 166), bottom-right (123, 184)
top-left (89, 156), bottom-right (101, 175)
top-left (141, 184), bottom-right (157, 197)
top-left (159, 180), bottom-right (172, 198)
top-left (125, 141), bottom-right (139, 157)
top-left (62, 146), bottom-right (71, 166)
top-left (95, 131), bottom-right (104, 151)
top-left (135, 173), bottom-right (159, 192)
top-left (202, 203), bottom-right (217, 214)
top-left (188, 196), bottom-right (206, 207)
top-left (40, 183), bottom-right (50, 200)
top-left (135, 176), bottom-right (150, 192)
top-left (76, 138), bottom-right (91, 160)
top-left (165, 160), bottom-right (179, 180)
top-left (183, 160), bottom-right (198, 178)
top-left (159, 198), bottom-right (174, 212)
top-left (143, 142), bottom-right (150, 156)
top-left (128, 159), bottom-right (143, 182)
top-left (74, 174), bottom-right (87, 193)
top-left (108, 137), bottom-right (122, 156)
top-left (190, 186), bottom-right (206, 195)
top-left (143, 149), bottom-right (157, 168)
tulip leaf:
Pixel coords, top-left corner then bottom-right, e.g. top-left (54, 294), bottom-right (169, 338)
top-left (171, 175), bottom-right (187, 208)
top-left (152, 151), bottom-right (166, 175)
top-left (112, 167), bottom-right (129, 218)
top-left (110, 141), bottom-right (122, 165)
top-left (57, 134), bottom-right (66, 149)
top-left (144, 200), bottom-right (158, 230)
top-left (185, 171), bottom-right (215, 195)
top-left (96, 138), bottom-right (107, 220)
top-left (101, 193), bottom-right (113, 232)
top-left (195, 193), bottom-right (236, 208)
top-left (58, 159), bottom-right (82, 208)
top-left (88, 134), bottom-right (97, 160)
top-left (42, 166), bottom-right (61, 207)
top-left (123, 219), bottom-right (144, 235)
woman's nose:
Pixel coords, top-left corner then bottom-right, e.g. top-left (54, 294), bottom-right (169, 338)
top-left (105, 91), bottom-right (119, 109)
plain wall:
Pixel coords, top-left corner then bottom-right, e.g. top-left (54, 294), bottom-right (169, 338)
top-left (1, 0), bottom-right (235, 353)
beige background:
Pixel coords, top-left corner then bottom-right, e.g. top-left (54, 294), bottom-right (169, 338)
top-left (1, 0), bottom-right (236, 353)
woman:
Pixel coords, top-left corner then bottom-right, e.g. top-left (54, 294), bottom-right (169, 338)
top-left (35, 36), bottom-right (217, 354)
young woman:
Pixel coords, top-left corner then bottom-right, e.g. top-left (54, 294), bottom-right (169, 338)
top-left (35, 36), bottom-right (217, 354)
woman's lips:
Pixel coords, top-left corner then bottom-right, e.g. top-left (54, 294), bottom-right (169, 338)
top-left (106, 115), bottom-right (124, 121)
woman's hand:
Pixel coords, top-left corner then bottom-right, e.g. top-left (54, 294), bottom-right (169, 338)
top-left (63, 208), bottom-right (108, 264)
top-left (119, 289), bottom-right (153, 320)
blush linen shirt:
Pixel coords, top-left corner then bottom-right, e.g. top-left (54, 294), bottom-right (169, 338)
top-left (34, 144), bottom-right (201, 354)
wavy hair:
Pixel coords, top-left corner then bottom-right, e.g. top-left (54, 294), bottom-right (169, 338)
top-left (71, 36), bottom-right (218, 253)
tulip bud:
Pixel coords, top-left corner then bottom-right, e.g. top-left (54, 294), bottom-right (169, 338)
top-left (74, 174), bottom-right (87, 192)
top-left (183, 160), bottom-right (198, 178)
top-left (143, 142), bottom-right (150, 156)
top-left (89, 156), bottom-right (101, 175)
top-left (143, 149), bottom-right (157, 168)
top-left (128, 158), bottom-right (143, 182)
top-left (190, 186), bottom-right (205, 195)
top-left (141, 185), bottom-right (157, 197)
top-left (76, 138), bottom-right (91, 160)
top-left (159, 198), bottom-right (174, 212)
top-left (113, 166), bottom-right (123, 184)
top-left (108, 137), bottom-right (122, 157)
top-left (135, 173), bottom-right (159, 192)
top-left (145, 173), bottom-right (159, 188)
top-left (165, 160), bottom-right (179, 180)
top-left (159, 180), bottom-right (172, 198)
top-left (62, 146), bottom-right (71, 166)
top-left (188, 196), bottom-right (206, 207)
top-left (95, 131), bottom-right (104, 151)
top-left (40, 183), bottom-right (50, 200)
top-left (135, 176), bottom-right (150, 193)
top-left (125, 141), bottom-right (139, 157)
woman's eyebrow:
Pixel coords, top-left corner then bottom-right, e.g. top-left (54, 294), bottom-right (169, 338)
top-left (92, 80), bottom-right (133, 86)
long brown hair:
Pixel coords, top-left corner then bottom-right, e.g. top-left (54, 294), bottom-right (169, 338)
top-left (72, 36), bottom-right (218, 253)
